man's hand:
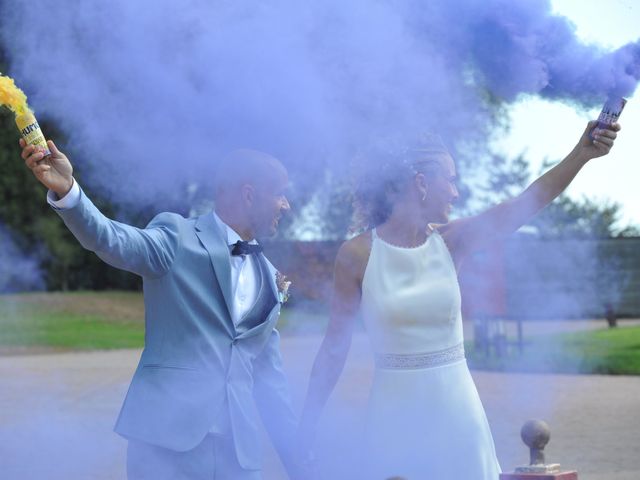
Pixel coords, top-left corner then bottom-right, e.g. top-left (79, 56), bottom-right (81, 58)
top-left (20, 138), bottom-right (74, 198)
top-left (574, 120), bottom-right (620, 163)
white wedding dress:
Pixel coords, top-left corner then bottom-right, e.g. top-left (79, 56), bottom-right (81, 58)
top-left (360, 228), bottom-right (501, 479)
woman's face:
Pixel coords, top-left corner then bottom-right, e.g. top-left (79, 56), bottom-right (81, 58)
top-left (422, 153), bottom-right (459, 223)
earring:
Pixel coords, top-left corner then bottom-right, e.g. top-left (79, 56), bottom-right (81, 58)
top-left (422, 192), bottom-right (427, 202)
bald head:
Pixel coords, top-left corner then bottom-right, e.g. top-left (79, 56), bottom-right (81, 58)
top-left (213, 149), bottom-right (290, 239)
top-left (214, 149), bottom-right (287, 197)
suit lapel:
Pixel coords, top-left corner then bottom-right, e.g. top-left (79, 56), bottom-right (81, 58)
top-left (259, 253), bottom-right (279, 302)
top-left (195, 213), bottom-right (234, 322)
top-left (194, 214), bottom-right (279, 335)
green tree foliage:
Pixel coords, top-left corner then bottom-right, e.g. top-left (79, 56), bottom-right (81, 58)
top-left (475, 151), bottom-right (639, 238)
top-left (532, 195), bottom-right (639, 239)
top-left (282, 171), bottom-right (353, 240)
top-left (0, 47), bottom-right (144, 291)
top-left (0, 103), bottom-right (144, 290)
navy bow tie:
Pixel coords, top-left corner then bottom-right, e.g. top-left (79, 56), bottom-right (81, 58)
top-left (230, 240), bottom-right (263, 256)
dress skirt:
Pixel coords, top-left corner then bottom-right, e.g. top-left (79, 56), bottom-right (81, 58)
top-left (364, 358), bottom-right (501, 479)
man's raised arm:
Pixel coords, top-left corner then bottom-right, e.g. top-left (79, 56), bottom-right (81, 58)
top-left (20, 139), bottom-right (181, 278)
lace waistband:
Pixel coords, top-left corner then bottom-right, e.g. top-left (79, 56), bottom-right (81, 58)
top-left (374, 343), bottom-right (465, 370)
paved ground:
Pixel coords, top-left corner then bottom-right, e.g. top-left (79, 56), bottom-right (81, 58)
top-left (1, 329), bottom-right (640, 479)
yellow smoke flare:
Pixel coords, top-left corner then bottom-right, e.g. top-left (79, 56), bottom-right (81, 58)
top-left (0, 73), bottom-right (50, 155)
top-left (0, 74), bottom-right (30, 116)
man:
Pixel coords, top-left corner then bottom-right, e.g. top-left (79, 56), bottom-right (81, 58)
top-left (21, 139), bottom-right (304, 479)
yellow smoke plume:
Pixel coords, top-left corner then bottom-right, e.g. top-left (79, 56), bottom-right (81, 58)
top-left (0, 73), bottom-right (31, 116)
top-left (0, 73), bottom-right (50, 154)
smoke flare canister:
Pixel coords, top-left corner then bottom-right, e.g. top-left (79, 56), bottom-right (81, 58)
top-left (589, 97), bottom-right (627, 141)
top-left (15, 111), bottom-right (50, 155)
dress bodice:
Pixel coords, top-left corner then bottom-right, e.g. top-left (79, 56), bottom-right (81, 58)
top-left (359, 230), bottom-right (501, 480)
top-left (361, 228), bottom-right (463, 355)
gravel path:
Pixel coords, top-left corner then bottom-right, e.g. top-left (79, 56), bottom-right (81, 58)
top-left (1, 333), bottom-right (639, 479)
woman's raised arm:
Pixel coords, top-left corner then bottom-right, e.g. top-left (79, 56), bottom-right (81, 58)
top-left (444, 121), bottom-right (620, 260)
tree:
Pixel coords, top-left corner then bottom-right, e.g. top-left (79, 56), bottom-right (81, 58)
top-left (0, 44), bottom-right (146, 291)
top-left (474, 151), bottom-right (639, 238)
top-left (531, 195), bottom-right (639, 239)
top-left (282, 170), bottom-right (353, 240)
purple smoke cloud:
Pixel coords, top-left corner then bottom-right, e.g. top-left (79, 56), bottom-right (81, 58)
top-left (0, 225), bottom-right (44, 293)
top-left (0, 0), bottom-right (637, 209)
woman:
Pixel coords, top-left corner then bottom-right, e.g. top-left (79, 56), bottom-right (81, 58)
top-left (298, 121), bottom-right (620, 478)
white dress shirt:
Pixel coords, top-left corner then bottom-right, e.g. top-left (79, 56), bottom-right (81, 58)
top-left (47, 179), bottom-right (81, 209)
top-left (212, 212), bottom-right (260, 325)
top-left (47, 181), bottom-right (260, 326)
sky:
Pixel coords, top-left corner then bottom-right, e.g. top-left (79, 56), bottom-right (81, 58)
top-left (498, 0), bottom-right (640, 229)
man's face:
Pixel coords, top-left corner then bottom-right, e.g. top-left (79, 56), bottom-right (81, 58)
top-left (425, 153), bottom-right (459, 223)
top-left (249, 165), bottom-right (291, 238)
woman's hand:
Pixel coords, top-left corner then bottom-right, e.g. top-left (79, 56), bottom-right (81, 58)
top-left (20, 138), bottom-right (74, 197)
top-left (574, 120), bottom-right (621, 163)
top-left (295, 419), bottom-right (317, 460)
top-left (293, 423), bottom-right (318, 479)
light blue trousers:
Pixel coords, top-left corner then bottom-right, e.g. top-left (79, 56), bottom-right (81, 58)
top-left (127, 434), bottom-right (262, 480)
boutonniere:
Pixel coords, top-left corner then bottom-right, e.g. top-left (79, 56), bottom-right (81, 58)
top-left (275, 271), bottom-right (291, 304)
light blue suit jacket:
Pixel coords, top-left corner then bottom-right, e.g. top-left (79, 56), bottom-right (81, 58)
top-left (54, 189), bottom-right (298, 471)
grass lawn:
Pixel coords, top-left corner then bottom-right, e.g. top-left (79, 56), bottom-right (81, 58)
top-left (467, 325), bottom-right (640, 375)
top-left (0, 291), bottom-right (145, 351)
top-left (0, 291), bottom-right (307, 352)
top-left (3, 292), bottom-right (640, 375)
